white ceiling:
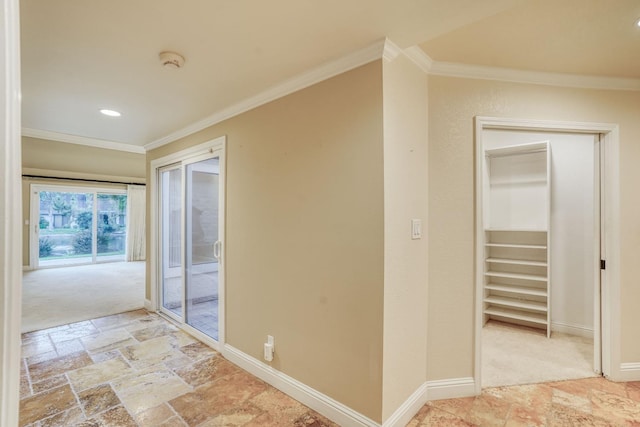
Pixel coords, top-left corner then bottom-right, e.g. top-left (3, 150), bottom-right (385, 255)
top-left (421, 0), bottom-right (640, 79)
top-left (20, 0), bottom-right (640, 151)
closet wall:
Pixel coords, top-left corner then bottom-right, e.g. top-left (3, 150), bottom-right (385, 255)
top-left (484, 129), bottom-right (597, 337)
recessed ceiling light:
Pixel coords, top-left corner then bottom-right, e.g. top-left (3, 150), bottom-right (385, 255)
top-left (100, 109), bottom-right (121, 117)
top-left (636, 18), bottom-right (640, 28)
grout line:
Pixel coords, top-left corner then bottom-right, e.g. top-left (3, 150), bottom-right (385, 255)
top-left (66, 372), bottom-right (89, 421)
top-left (166, 401), bottom-right (190, 426)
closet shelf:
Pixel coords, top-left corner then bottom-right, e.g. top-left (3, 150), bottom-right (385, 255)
top-left (484, 142), bottom-right (548, 157)
top-left (486, 258), bottom-right (547, 267)
top-left (485, 228), bottom-right (547, 233)
top-left (483, 307), bottom-right (548, 325)
top-left (484, 296), bottom-right (547, 312)
top-left (485, 283), bottom-right (547, 297)
top-left (485, 271), bottom-right (547, 282)
top-left (485, 243), bottom-right (547, 249)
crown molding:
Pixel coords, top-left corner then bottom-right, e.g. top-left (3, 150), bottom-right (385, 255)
top-left (382, 39), bottom-right (403, 62)
top-left (146, 40), bottom-right (638, 152)
top-left (404, 46), bottom-right (433, 73)
top-left (145, 39), bottom-right (387, 151)
top-left (22, 128), bottom-right (146, 154)
top-left (429, 61), bottom-right (640, 91)
top-left (382, 40), bottom-right (432, 75)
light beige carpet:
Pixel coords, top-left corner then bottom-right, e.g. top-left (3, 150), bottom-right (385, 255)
top-left (482, 320), bottom-right (597, 388)
top-left (22, 261), bottom-right (145, 333)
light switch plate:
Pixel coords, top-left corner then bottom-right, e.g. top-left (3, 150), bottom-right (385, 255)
top-left (411, 219), bottom-right (422, 240)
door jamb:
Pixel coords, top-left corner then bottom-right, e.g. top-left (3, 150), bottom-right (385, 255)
top-left (474, 117), bottom-right (620, 393)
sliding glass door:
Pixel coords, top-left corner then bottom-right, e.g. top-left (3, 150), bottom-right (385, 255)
top-left (160, 167), bottom-right (183, 318)
top-left (31, 185), bottom-right (127, 268)
top-left (159, 151), bottom-right (223, 343)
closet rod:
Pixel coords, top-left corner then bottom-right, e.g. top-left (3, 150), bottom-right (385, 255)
top-left (22, 174), bottom-right (145, 186)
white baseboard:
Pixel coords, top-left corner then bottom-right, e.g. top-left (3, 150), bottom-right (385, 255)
top-left (551, 321), bottom-right (594, 338)
top-left (223, 344), bottom-right (379, 427)
top-left (618, 363), bottom-right (640, 381)
top-left (426, 377), bottom-right (476, 401)
top-left (382, 382), bottom-right (428, 427)
top-left (144, 299), bottom-right (154, 311)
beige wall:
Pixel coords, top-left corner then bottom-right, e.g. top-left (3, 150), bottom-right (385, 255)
top-left (21, 137), bottom-right (146, 266)
top-left (427, 75), bottom-right (640, 381)
top-left (381, 53), bottom-right (428, 420)
top-left (147, 62), bottom-right (385, 421)
top-left (22, 137), bottom-right (146, 179)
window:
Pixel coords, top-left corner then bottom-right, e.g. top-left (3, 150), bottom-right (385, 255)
top-left (32, 185), bottom-right (127, 268)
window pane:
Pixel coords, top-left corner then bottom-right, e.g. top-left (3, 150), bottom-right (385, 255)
top-left (97, 193), bottom-right (127, 261)
top-left (185, 157), bottom-right (219, 340)
top-left (162, 168), bottom-right (183, 317)
top-left (38, 191), bottom-right (93, 267)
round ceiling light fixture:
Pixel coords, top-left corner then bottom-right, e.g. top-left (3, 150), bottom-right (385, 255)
top-left (636, 17), bottom-right (640, 28)
top-left (159, 51), bottom-right (185, 69)
top-left (100, 109), bottom-right (121, 117)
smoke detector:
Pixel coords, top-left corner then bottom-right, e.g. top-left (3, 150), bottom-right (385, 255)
top-left (159, 51), bottom-right (185, 69)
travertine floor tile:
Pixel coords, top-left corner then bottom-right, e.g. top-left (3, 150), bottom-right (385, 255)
top-left (79, 405), bottom-right (137, 427)
top-left (21, 336), bottom-right (55, 358)
top-left (91, 310), bottom-right (149, 330)
top-left (591, 389), bottom-right (640, 425)
top-left (21, 308), bottom-right (640, 427)
top-left (129, 323), bottom-right (179, 342)
top-left (179, 341), bottom-right (217, 361)
top-left (114, 369), bottom-right (191, 415)
top-left (195, 401), bottom-right (264, 426)
top-left (467, 393), bottom-right (512, 427)
top-left (552, 388), bottom-right (592, 413)
top-left (78, 383), bottom-right (122, 418)
top-left (48, 323), bottom-right (99, 343)
top-left (417, 406), bottom-right (475, 426)
top-left (81, 328), bottom-right (138, 354)
top-left (134, 403), bottom-right (176, 426)
top-left (19, 384), bottom-right (76, 427)
top-left (173, 354), bottom-right (241, 387)
top-left (169, 371), bottom-right (268, 426)
top-left (67, 356), bottom-right (134, 391)
top-left (31, 374), bottom-right (68, 394)
top-left (27, 350), bottom-right (93, 383)
top-left (120, 335), bottom-right (184, 369)
top-left (38, 406), bottom-right (86, 427)
top-left (506, 404), bottom-right (547, 427)
top-left (19, 373), bottom-right (31, 399)
top-left (53, 337), bottom-right (85, 356)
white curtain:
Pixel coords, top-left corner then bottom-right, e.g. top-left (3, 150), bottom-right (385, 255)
top-left (126, 185), bottom-right (146, 261)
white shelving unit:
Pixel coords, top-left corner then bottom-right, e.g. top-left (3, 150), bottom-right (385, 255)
top-left (484, 230), bottom-right (550, 336)
top-left (483, 142), bottom-right (551, 336)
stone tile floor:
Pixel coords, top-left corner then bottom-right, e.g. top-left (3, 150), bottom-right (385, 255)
top-left (411, 377), bottom-right (640, 426)
top-left (19, 310), bottom-right (336, 427)
top-left (19, 309), bottom-right (640, 426)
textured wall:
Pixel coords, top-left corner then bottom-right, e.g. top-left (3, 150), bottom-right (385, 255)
top-left (381, 53), bottom-right (429, 420)
top-left (147, 62), bottom-right (385, 421)
top-left (427, 75), bottom-right (640, 381)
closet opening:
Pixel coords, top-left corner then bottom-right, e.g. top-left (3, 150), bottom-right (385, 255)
top-left (474, 118), bottom-right (615, 390)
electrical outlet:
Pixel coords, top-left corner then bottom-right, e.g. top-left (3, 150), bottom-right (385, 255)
top-left (264, 335), bottom-right (275, 362)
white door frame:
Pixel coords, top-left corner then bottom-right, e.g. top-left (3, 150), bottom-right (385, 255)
top-left (0, 0), bottom-right (22, 424)
top-left (149, 136), bottom-right (226, 350)
top-left (474, 117), bottom-right (620, 393)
